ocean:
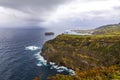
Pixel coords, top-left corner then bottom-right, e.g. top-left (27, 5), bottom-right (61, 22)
top-left (0, 28), bottom-right (74, 80)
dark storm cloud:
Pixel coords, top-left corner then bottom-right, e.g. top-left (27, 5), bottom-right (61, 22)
top-left (0, 0), bottom-right (70, 12)
top-left (0, 0), bottom-right (72, 27)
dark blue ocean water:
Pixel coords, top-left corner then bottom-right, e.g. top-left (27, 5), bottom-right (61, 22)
top-left (0, 28), bottom-right (58, 80)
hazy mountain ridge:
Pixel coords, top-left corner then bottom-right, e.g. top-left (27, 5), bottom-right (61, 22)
top-left (93, 23), bottom-right (120, 35)
top-left (73, 23), bottom-right (120, 35)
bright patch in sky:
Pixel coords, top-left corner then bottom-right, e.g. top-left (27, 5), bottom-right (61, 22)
top-left (43, 0), bottom-right (120, 26)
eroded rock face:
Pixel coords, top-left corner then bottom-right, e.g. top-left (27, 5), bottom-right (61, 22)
top-left (41, 34), bottom-right (120, 80)
top-left (41, 35), bottom-right (120, 70)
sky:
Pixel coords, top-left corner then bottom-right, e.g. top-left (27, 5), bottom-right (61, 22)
top-left (0, 0), bottom-right (120, 29)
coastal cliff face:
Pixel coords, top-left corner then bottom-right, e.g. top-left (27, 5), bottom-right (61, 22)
top-left (41, 34), bottom-right (120, 80)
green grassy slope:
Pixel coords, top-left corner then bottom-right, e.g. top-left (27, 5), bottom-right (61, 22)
top-left (40, 34), bottom-right (120, 80)
top-left (93, 23), bottom-right (120, 35)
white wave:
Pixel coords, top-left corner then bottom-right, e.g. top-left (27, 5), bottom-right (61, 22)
top-left (25, 46), bottom-right (40, 51)
top-left (57, 69), bottom-right (64, 72)
top-left (25, 45), bottom-right (47, 66)
top-left (57, 66), bottom-right (75, 75)
top-left (68, 69), bottom-right (75, 75)
top-left (49, 62), bottom-right (55, 65)
top-left (35, 52), bottom-right (47, 66)
top-left (35, 53), bottom-right (75, 75)
top-left (49, 62), bottom-right (75, 75)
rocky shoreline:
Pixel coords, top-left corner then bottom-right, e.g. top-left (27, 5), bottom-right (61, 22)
top-left (39, 34), bottom-right (120, 80)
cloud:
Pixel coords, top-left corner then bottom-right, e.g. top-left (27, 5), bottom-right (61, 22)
top-left (0, 0), bottom-right (71, 27)
top-left (0, 7), bottom-right (30, 26)
top-left (0, 0), bottom-right (120, 29)
top-left (0, 0), bottom-right (70, 11)
top-left (43, 0), bottom-right (120, 25)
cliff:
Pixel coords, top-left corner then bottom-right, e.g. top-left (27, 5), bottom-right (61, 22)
top-left (41, 34), bottom-right (120, 80)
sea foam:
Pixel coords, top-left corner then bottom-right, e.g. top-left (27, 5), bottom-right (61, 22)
top-left (25, 46), bottom-right (40, 51)
top-left (34, 52), bottom-right (47, 66)
top-left (49, 62), bottom-right (75, 75)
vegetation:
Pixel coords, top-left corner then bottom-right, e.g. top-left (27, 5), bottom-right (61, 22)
top-left (40, 34), bottom-right (120, 80)
top-left (93, 23), bottom-right (120, 35)
top-left (34, 23), bottom-right (120, 80)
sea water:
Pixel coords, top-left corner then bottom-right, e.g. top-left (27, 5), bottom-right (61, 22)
top-left (0, 28), bottom-right (74, 80)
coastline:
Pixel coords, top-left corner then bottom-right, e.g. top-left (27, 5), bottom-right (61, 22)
top-left (39, 34), bottom-right (120, 80)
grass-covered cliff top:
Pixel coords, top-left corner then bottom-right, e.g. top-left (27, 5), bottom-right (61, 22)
top-left (41, 34), bottom-right (120, 80)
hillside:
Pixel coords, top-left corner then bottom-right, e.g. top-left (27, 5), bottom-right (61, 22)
top-left (40, 34), bottom-right (120, 80)
top-left (93, 23), bottom-right (120, 35)
top-left (72, 23), bottom-right (120, 35)
top-left (33, 23), bottom-right (120, 80)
